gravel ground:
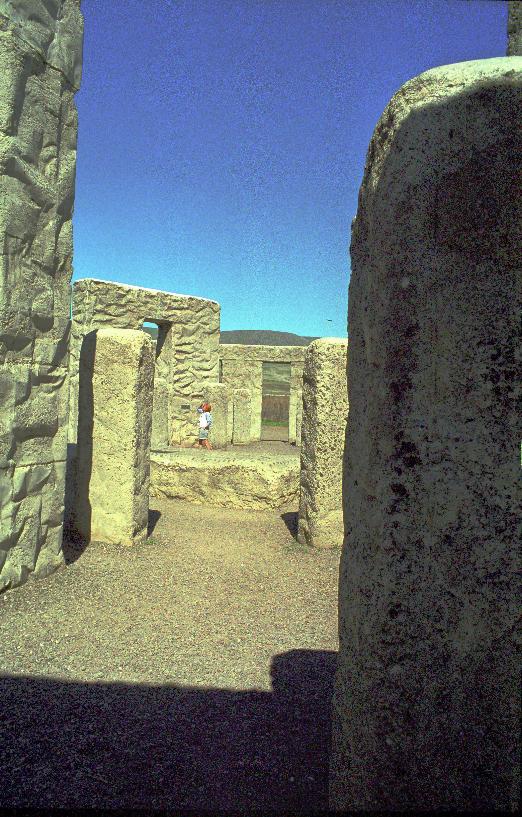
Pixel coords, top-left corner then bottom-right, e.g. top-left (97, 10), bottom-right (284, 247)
top-left (0, 491), bottom-right (341, 814)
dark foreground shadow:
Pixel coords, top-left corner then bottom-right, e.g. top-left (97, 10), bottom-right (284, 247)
top-left (281, 511), bottom-right (298, 540)
top-left (148, 508), bottom-right (162, 535)
top-left (0, 649), bottom-right (337, 814)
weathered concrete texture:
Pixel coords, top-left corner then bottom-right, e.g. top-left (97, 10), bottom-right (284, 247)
top-left (150, 450), bottom-right (299, 510)
top-left (232, 388), bottom-right (252, 445)
top-left (72, 329), bottom-right (154, 546)
top-left (0, 0), bottom-right (83, 592)
top-left (330, 58), bottom-right (521, 812)
top-left (507, 1), bottom-right (522, 56)
top-left (295, 393), bottom-right (303, 446)
top-left (205, 383), bottom-right (229, 450)
top-left (297, 339), bottom-right (348, 549)
top-left (69, 279), bottom-right (220, 448)
top-left (219, 345), bottom-right (306, 443)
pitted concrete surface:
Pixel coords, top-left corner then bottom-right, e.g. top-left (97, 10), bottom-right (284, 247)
top-left (150, 444), bottom-right (300, 509)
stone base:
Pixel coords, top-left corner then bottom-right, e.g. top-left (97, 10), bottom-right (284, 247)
top-left (150, 449), bottom-right (299, 509)
top-left (297, 509), bottom-right (344, 549)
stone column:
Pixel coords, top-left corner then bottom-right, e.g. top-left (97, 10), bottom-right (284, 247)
top-left (295, 391), bottom-right (303, 447)
top-left (288, 365), bottom-right (300, 445)
top-left (507, 1), bottom-right (522, 55)
top-left (330, 58), bottom-right (521, 812)
top-left (297, 339), bottom-right (348, 548)
top-left (250, 362), bottom-right (263, 440)
top-left (291, 362), bottom-right (304, 446)
top-left (226, 388), bottom-right (234, 444)
top-left (73, 329), bottom-right (154, 546)
top-left (205, 383), bottom-right (229, 449)
top-left (232, 388), bottom-right (252, 445)
top-left (0, 1), bottom-right (83, 592)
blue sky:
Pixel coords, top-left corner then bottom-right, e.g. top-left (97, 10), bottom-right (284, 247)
top-left (74, 0), bottom-right (508, 337)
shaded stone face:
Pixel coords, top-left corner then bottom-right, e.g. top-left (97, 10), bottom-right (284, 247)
top-left (330, 57), bottom-right (521, 812)
top-left (297, 338), bottom-right (348, 548)
top-left (69, 279), bottom-right (220, 449)
top-left (507, 1), bottom-right (522, 56)
top-left (71, 328), bottom-right (154, 546)
top-left (0, 0), bottom-right (83, 591)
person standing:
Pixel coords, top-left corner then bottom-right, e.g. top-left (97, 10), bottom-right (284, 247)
top-left (197, 402), bottom-right (213, 450)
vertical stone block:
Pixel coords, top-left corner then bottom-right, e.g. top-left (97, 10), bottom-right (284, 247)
top-left (0, 0), bottom-right (83, 592)
top-left (295, 392), bottom-right (303, 447)
top-left (205, 383), bottom-right (229, 449)
top-left (226, 388), bottom-right (234, 444)
top-left (507, 1), bottom-right (522, 55)
top-left (73, 329), bottom-right (154, 546)
top-left (288, 363), bottom-right (304, 444)
top-left (232, 388), bottom-right (251, 445)
top-left (330, 58), bottom-right (521, 812)
top-left (297, 339), bottom-right (347, 548)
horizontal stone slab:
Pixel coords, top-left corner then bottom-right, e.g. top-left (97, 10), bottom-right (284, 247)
top-left (150, 448), bottom-right (299, 510)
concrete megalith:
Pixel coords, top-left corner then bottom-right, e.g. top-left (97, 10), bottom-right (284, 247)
top-left (232, 388), bottom-right (252, 445)
top-left (69, 279), bottom-right (220, 447)
top-left (330, 58), bottom-right (521, 812)
top-left (507, 1), bottom-right (522, 56)
top-left (205, 383), bottom-right (229, 449)
top-left (297, 339), bottom-right (348, 548)
top-left (0, 1), bottom-right (83, 592)
top-left (295, 395), bottom-right (303, 447)
top-left (73, 329), bottom-right (154, 546)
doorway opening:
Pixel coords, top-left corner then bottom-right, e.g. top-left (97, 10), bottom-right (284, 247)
top-left (142, 321), bottom-right (171, 450)
top-left (261, 361), bottom-right (291, 441)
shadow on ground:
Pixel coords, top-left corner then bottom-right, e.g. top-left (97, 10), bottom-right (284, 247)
top-left (281, 511), bottom-right (299, 540)
top-left (62, 508), bottom-right (162, 565)
top-left (147, 508), bottom-right (161, 535)
top-left (1, 649), bottom-right (337, 814)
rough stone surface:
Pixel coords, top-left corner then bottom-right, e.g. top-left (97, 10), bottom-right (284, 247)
top-left (0, 0), bottom-right (83, 592)
top-left (507, 1), bottom-right (522, 56)
top-left (69, 279), bottom-right (220, 448)
top-left (71, 328), bottom-right (154, 546)
top-left (232, 388), bottom-right (252, 445)
top-left (297, 339), bottom-right (348, 548)
top-left (204, 382), bottom-right (229, 450)
top-left (295, 391), bottom-right (303, 445)
top-left (330, 58), bottom-right (521, 812)
top-left (219, 345), bottom-right (306, 443)
top-left (150, 449), bottom-right (299, 510)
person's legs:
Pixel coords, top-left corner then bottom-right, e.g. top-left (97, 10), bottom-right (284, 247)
top-left (199, 428), bottom-right (212, 450)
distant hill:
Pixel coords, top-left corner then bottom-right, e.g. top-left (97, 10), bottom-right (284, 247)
top-left (142, 325), bottom-right (320, 347)
top-left (220, 330), bottom-right (319, 346)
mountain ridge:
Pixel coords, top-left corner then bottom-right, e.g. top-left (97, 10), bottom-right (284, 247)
top-left (142, 326), bottom-right (322, 347)
top-left (219, 329), bottom-right (319, 346)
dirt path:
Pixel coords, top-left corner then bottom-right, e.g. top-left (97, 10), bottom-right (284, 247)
top-left (0, 496), bottom-right (341, 813)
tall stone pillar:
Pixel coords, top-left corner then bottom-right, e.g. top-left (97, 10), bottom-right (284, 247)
top-left (73, 329), bottom-right (154, 546)
top-left (232, 388), bottom-right (251, 445)
top-left (288, 364), bottom-right (303, 445)
top-left (330, 58), bottom-right (521, 811)
top-left (205, 383), bottom-right (229, 449)
top-left (507, 1), bottom-right (522, 55)
top-left (295, 392), bottom-right (303, 447)
top-left (297, 339), bottom-right (348, 548)
top-left (0, 1), bottom-right (83, 591)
